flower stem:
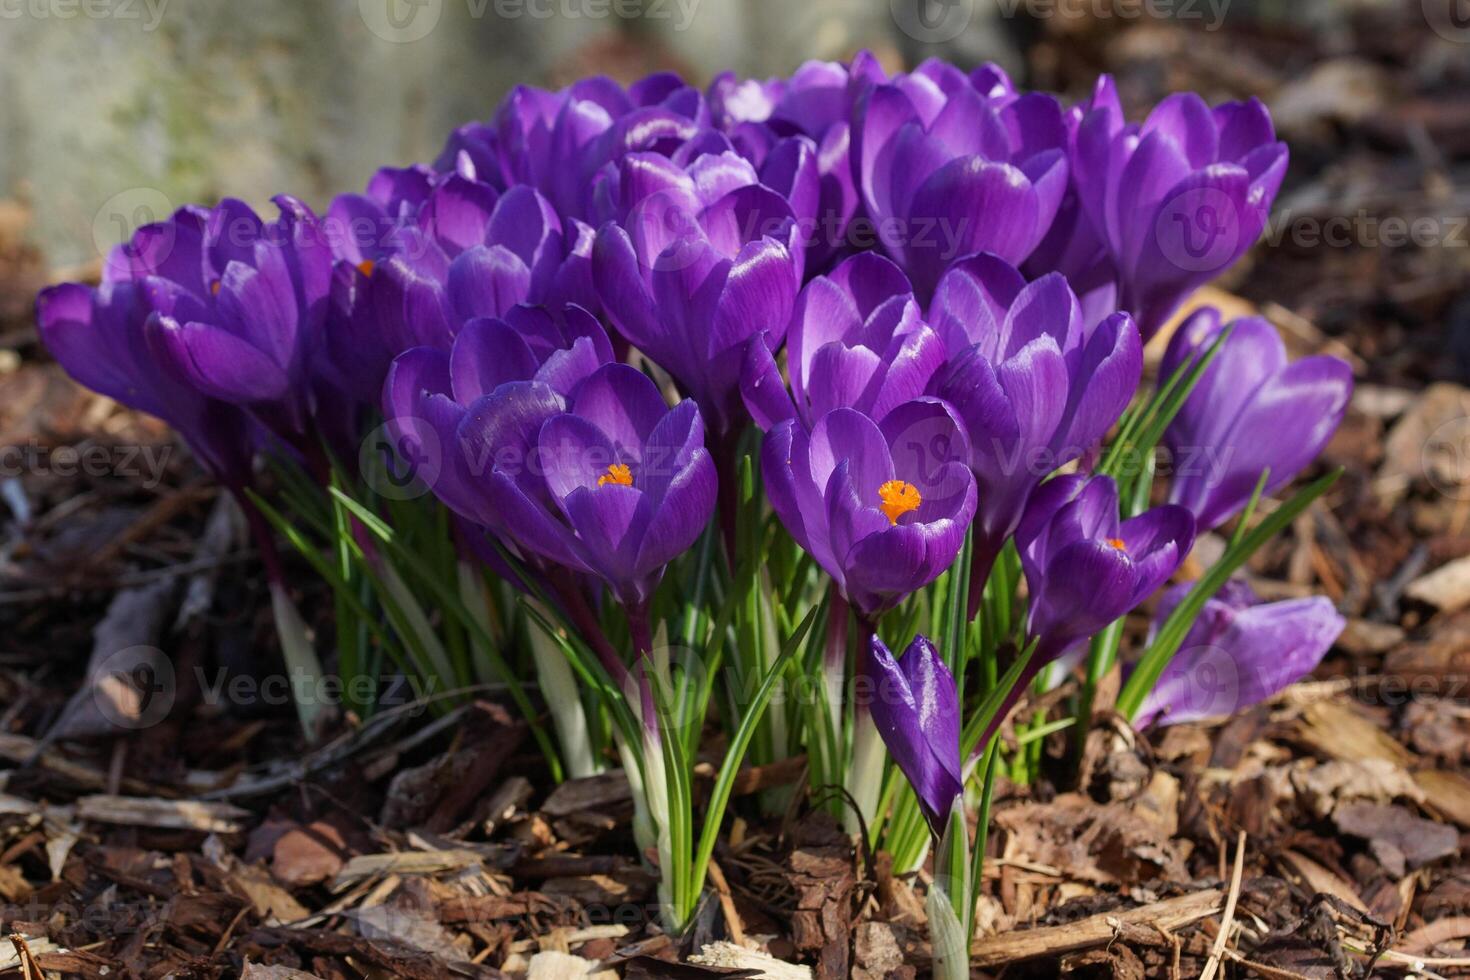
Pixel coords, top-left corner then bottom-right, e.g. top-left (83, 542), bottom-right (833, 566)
top-left (844, 616), bottom-right (883, 837)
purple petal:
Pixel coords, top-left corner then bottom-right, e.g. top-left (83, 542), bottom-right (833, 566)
top-left (1137, 596), bottom-right (1343, 727)
top-left (450, 317), bottom-right (539, 403)
top-left (865, 634), bottom-right (963, 833)
top-left (568, 363), bottom-right (670, 460)
top-left (906, 159), bottom-right (1041, 297)
top-left (447, 246), bottom-right (533, 323)
top-left (740, 332), bottom-right (797, 432)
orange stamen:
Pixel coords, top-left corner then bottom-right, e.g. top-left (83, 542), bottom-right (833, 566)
top-left (597, 463), bottom-right (633, 487)
top-left (357, 259), bottom-right (376, 278)
top-left (1107, 537), bottom-right (1127, 551)
top-left (210, 280), bottom-right (222, 296)
top-left (878, 480), bottom-right (922, 525)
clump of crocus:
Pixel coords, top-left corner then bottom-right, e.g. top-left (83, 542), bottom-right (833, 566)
top-left (741, 252), bottom-right (946, 432)
top-left (1134, 581), bottom-right (1345, 727)
top-left (122, 198), bottom-right (332, 451)
top-left (1162, 307), bottom-right (1353, 531)
top-left (927, 254), bottom-right (1141, 610)
top-left (853, 59), bottom-right (1069, 298)
top-left (1072, 79), bottom-right (1289, 338)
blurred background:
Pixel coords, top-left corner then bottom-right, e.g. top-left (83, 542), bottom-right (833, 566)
top-left (0, 0), bottom-right (1465, 457)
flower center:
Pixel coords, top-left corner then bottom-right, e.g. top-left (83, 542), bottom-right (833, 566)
top-left (878, 480), bottom-right (922, 525)
top-left (598, 463), bottom-right (633, 487)
top-left (1107, 537), bottom-right (1127, 552)
top-left (357, 259), bottom-right (376, 278)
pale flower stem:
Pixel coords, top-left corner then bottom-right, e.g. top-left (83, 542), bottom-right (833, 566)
top-left (456, 560), bottom-right (500, 687)
top-left (525, 600), bottom-right (601, 779)
top-left (844, 707), bottom-right (886, 836)
top-left (268, 582), bottom-right (326, 742)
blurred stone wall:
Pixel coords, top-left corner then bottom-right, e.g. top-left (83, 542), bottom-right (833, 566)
top-left (0, 0), bottom-right (1035, 268)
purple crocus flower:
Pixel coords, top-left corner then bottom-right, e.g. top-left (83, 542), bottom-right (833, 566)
top-left (36, 279), bottom-right (254, 494)
top-left (457, 362), bottom-right (717, 615)
top-left (1134, 581), bottom-right (1344, 727)
top-left (863, 634), bottom-right (962, 836)
top-left (1024, 76), bottom-right (1121, 330)
top-left (852, 59), bottom-right (1069, 298)
top-left (382, 304), bottom-right (614, 530)
top-left (1073, 79), bottom-right (1289, 338)
top-left (928, 254), bottom-right (1141, 601)
top-left (740, 252), bottom-right (946, 432)
top-left (319, 167), bottom-right (441, 409)
top-left (367, 177), bottom-right (595, 366)
top-left (1162, 308), bottom-right (1353, 532)
top-left (711, 58), bottom-right (884, 273)
top-left (594, 150), bottom-right (804, 436)
top-left (1017, 474), bottom-right (1195, 665)
top-left (127, 197), bottom-right (332, 446)
top-left (762, 401), bottom-right (977, 617)
top-left (445, 73), bottom-right (708, 225)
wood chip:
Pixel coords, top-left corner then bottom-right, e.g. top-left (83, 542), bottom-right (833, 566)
top-left (1277, 850), bottom-right (1369, 914)
top-left (330, 850), bottom-right (486, 892)
top-left (1405, 555), bottom-right (1470, 613)
top-left (75, 795), bottom-right (250, 833)
top-left (526, 950), bottom-right (618, 980)
top-left (691, 942), bottom-right (811, 978)
top-left (1413, 769), bottom-right (1470, 828)
top-left (1290, 701), bottom-right (1412, 766)
top-left (971, 888), bottom-right (1223, 968)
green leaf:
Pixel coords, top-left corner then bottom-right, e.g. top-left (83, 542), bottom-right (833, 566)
top-left (688, 604), bottom-right (820, 905)
top-left (961, 637), bottom-right (1040, 761)
top-left (328, 488), bottom-right (561, 767)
